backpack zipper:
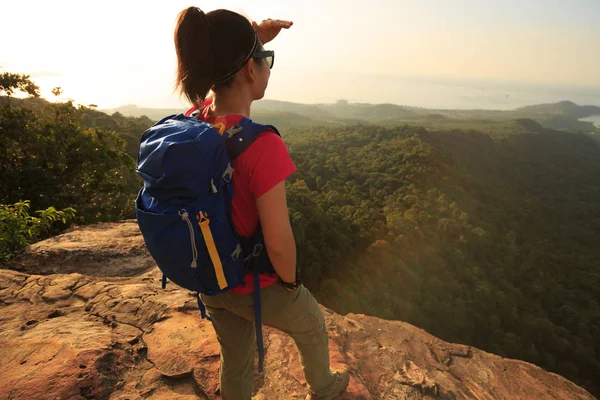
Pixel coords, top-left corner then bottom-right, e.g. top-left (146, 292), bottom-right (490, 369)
top-left (179, 209), bottom-right (198, 268)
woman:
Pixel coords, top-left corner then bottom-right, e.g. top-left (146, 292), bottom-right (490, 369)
top-left (173, 7), bottom-right (350, 400)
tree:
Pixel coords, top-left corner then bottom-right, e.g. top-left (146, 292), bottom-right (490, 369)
top-left (0, 201), bottom-right (76, 262)
top-left (0, 73), bottom-right (40, 106)
top-left (0, 74), bottom-right (140, 226)
top-left (51, 86), bottom-right (63, 97)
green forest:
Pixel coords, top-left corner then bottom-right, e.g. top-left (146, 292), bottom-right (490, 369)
top-left (1, 74), bottom-right (599, 396)
top-left (285, 125), bottom-right (600, 396)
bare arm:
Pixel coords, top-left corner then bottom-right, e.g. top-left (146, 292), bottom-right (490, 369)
top-left (256, 180), bottom-right (296, 283)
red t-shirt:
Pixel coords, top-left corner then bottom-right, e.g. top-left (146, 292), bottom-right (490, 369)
top-left (185, 100), bottom-right (297, 294)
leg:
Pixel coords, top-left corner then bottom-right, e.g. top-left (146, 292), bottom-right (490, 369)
top-left (203, 296), bottom-right (256, 400)
top-left (261, 282), bottom-right (337, 396)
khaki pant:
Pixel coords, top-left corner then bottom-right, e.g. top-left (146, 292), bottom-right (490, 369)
top-left (201, 280), bottom-right (336, 400)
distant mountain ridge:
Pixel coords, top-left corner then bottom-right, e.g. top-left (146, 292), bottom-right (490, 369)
top-left (516, 100), bottom-right (600, 118)
top-left (104, 100), bottom-right (600, 134)
top-left (106, 99), bottom-right (600, 119)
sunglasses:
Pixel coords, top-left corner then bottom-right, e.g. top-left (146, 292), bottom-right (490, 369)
top-left (253, 50), bottom-right (275, 69)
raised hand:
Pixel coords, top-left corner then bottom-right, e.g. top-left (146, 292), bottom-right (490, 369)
top-left (252, 18), bottom-right (293, 45)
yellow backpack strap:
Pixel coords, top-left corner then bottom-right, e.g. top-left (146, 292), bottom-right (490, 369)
top-left (198, 212), bottom-right (228, 290)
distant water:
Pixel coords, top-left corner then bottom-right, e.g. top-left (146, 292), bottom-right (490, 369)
top-left (343, 77), bottom-right (600, 110)
top-left (579, 115), bottom-right (600, 127)
top-left (271, 70), bottom-right (600, 111)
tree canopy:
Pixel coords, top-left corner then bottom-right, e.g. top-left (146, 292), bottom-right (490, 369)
top-left (283, 124), bottom-right (600, 396)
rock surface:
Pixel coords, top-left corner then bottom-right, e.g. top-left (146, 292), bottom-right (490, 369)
top-left (0, 221), bottom-right (595, 400)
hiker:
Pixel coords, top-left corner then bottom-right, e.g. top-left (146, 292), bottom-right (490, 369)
top-left (173, 7), bottom-right (349, 400)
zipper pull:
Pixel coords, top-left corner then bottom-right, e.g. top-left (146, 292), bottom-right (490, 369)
top-left (199, 211), bottom-right (210, 225)
top-left (179, 209), bottom-right (198, 268)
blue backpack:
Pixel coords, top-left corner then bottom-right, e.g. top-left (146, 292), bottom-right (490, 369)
top-left (135, 112), bottom-right (278, 372)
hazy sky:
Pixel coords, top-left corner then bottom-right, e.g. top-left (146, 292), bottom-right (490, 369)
top-left (2, 0), bottom-right (599, 109)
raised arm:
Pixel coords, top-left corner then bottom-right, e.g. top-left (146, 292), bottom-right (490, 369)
top-left (252, 18), bottom-right (293, 45)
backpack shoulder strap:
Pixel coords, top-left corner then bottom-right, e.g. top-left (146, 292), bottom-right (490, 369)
top-left (226, 118), bottom-right (280, 161)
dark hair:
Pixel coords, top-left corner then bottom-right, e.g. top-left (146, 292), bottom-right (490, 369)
top-left (174, 7), bottom-right (258, 105)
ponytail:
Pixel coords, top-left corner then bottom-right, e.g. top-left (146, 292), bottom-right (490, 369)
top-left (174, 8), bottom-right (258, 105)
top-left (174, 7), bottom-right (215, 105)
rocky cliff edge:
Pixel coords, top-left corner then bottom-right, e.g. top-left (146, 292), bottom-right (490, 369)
top-left (0, 221), bottom-right (594, 400)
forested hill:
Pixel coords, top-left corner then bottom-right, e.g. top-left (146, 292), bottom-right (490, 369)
top-left (8, 97), bottom-right (153, 157)
top-left (283, 124), bottom-right (600, 396)
top-left (3, 94), bottom-right (600, 396)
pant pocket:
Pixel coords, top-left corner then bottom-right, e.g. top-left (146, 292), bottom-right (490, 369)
top-left (263, 283), bottom-right (322, 333)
